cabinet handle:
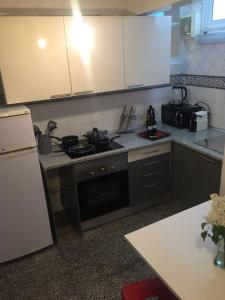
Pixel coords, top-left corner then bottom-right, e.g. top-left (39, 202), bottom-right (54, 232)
top-left (144, 171), bottom-right (160, 177)
top-left (144, 182), bottom-right (159, 189)
top-left (144, 161), bottom-right (160, 166)
top-left (144, 149), bottom-right (160, 155)
top-left (127, 84), bottom-right (144, 89)
top-left (50, 93), bottom-right (72, 99)
top-left (73, 90), bottom-right (94, 96)
top-left (199, 155), bottom-right (216, 164)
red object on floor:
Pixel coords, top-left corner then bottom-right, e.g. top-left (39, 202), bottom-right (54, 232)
top-left (121, 278), bottom-right (178, 300)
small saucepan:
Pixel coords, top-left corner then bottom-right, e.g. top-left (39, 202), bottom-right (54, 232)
top-left (51, 135), bottom-right (79, 150)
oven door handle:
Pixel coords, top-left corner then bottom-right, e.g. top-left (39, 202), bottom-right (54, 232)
top-left (175, 111), bottom-right (179, 125)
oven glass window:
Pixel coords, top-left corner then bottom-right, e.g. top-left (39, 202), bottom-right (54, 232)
top-left (77, 170), bottom-right (129, 221)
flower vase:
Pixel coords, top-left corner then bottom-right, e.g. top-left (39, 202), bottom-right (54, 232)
top-left (214, 237), bottom-right (225, 269)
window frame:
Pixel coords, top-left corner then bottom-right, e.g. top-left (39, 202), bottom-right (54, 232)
top-left (202, 0), bottom-right (225, 32)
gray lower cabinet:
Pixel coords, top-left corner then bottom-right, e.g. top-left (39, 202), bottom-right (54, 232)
top-left (172, 143), bottom-right (199, 207)
top-left (129, 153), bottom-right (171, 206)
top-left (172, 143), bottom-right (222, 207)
top-left (198, 154), bottom-right (222, 203)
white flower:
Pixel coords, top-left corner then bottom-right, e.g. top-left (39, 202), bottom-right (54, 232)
top-left (207, 194), bottom-right (225, 226)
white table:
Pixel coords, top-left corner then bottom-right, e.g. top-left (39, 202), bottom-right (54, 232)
top-left (125, 201), bottom-right (225, 300)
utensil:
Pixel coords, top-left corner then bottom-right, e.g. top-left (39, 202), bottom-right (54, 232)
top-left (38, 134), bottom-right (52, 154)
top-left (93, 135), bottom-right (120, 152)
top-left (45, 120), bottom-right (57, 135)
top-left (118, 105), bottom-right (127, 132)
top-left (83, 128), bottom-right (108, 144)
top-left (67, 143), bottom-right (95, 157)
top-left (83, 128), bottom-right (120, 152)
top-left (51, 135), bottom-right (79, 150)
top-left (117, 105), bottom-right (135, 134)
top-left (33, 125), bottom-right (42, 137)
top-left (54, 143), bottom-right (95, 158)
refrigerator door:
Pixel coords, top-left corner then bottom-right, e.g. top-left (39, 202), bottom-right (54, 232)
top-left (0, 147), bottom-right (53, 263)
top-left (0, 113), bottom-right (36, 154)
top-left (220, 148), bottom-right (225, 195)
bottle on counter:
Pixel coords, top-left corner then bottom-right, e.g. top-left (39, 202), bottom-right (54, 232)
top-left (146, 105), bottom-right (157, 136)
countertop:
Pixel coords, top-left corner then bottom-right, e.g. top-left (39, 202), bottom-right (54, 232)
top-left (39, 124), bottom-right (225, 171)
top-left (125, 201), bottom-right (225, 300)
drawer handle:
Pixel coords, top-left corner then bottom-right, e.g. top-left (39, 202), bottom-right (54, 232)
top-left (199, 155), bottom-right (216, 164)
top-left (144, 161), bottom-right (160, 167)
top-left (145, 171), bottom-right (160, 177)
top-left (144, 182), bottom-right (159, 189)
top-left (144, 150), bottom-right (160, 155)
top-left (50, 93), bottom-right (72, 99)
top-left (73, 90), bottom-right (94, 96)
top-left (128, 84), bottom-right (144, 89)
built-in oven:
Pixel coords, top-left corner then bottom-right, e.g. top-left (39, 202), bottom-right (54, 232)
top-left (74, 152), bottom-right (129, 222)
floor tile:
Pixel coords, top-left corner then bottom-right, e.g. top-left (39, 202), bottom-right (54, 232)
top-left (1, 199), bottom-right (184, 299)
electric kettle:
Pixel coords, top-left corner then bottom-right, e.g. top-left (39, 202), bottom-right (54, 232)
top-left (170, 86), bottom-right (188, 105)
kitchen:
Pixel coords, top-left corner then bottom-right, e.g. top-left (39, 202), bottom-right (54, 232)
top-left (1, 0), bottom-right (225, 299)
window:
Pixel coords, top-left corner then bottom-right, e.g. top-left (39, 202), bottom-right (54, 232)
top-left (202, 0), bottom-right (225, 32)
top-left (212, 0), bottom-right (225, 21)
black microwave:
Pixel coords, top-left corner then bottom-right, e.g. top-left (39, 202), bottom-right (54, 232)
top-left (161, 104), bottom-right (202, 129)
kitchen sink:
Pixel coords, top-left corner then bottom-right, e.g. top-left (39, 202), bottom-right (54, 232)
top-left (195, 134), bottom-right (225, 154)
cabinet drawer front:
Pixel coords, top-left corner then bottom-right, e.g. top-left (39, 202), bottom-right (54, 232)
top-left (140, 178), bottom-right (170, 205)
top-left (143, 154), bottom-right (170, 175)
top-left (143, 170), bottom-right (170, 187)
top-left (128, 143), bottom-right (170, 163)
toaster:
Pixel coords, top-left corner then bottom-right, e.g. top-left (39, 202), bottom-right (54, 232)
top-left (189, 110), bottom-right (208, 132)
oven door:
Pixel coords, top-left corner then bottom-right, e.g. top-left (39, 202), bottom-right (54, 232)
top-left (77, 170), bottom-right (129, 221)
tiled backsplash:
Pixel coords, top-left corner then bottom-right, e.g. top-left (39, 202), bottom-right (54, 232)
top-left (29, 87), bottom-right (172, 137)
top-left (179, 1), bottom-right (225, 77)
top-left (188, 86), bottom-right (225, 129)
top-left (170, 74), bottom-right (225, 89)
top-left (182, 40), bottom-right (225, 76)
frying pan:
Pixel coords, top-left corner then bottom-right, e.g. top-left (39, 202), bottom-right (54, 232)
top-left (51, 135), bottom-right (79, 150)
top-left (67, 143), bottom-right (95, 158)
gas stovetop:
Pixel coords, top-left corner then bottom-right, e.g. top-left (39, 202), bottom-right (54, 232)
top-left (195, 134), bottom-right (225, 154)
top-left (66, 140), bottom-right (124, 159)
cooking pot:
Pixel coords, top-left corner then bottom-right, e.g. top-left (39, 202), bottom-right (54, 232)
top-left (84, 128), bottom-right (108, 144)
top-left (51, 135), bottom-right (79, 150)
top-left (83, 128), bottom-right (120, 152)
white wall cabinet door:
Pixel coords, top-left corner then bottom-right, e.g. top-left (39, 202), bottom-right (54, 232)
top-left (64, 16), bottom-right (125, 95)
top-left (123, 16), bottom-right (171, 89)
top-left (0, 17), bottom-right (71, 104)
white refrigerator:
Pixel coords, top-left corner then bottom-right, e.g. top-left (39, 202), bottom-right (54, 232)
top-left (0, 106), bottom-right (53, 263)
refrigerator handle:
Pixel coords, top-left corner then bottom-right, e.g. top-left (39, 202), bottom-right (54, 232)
top-left (0, 147), bottom-right (37, 160)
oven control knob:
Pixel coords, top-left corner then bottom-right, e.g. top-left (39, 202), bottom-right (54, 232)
top-left (100, 167), bottom-right (106, 172)
top-left (90, 171), bottom-right (95, 176)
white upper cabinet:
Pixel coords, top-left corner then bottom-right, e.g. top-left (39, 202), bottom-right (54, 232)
top-left (0, 17), bottom-right (71, 104)
top-left (64, 16), bottom-right (125, 95)
top-left (123, 16), bottom-right (171, 89)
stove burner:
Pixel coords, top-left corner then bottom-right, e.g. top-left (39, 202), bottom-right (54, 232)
top-left (64, 140), bottom-right (123, 159)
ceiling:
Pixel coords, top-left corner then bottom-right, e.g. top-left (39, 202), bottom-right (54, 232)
top-left (0, 0), bottom-right (125, 9)
top-left (0, 0), bottom-right (182, 15)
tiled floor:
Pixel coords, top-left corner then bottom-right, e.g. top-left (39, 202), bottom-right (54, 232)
top-left (1, 200), bottom-right (184, 300)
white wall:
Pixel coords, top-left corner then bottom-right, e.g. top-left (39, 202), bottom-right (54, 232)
top-left (29, 87), bottom-right (172, 138)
